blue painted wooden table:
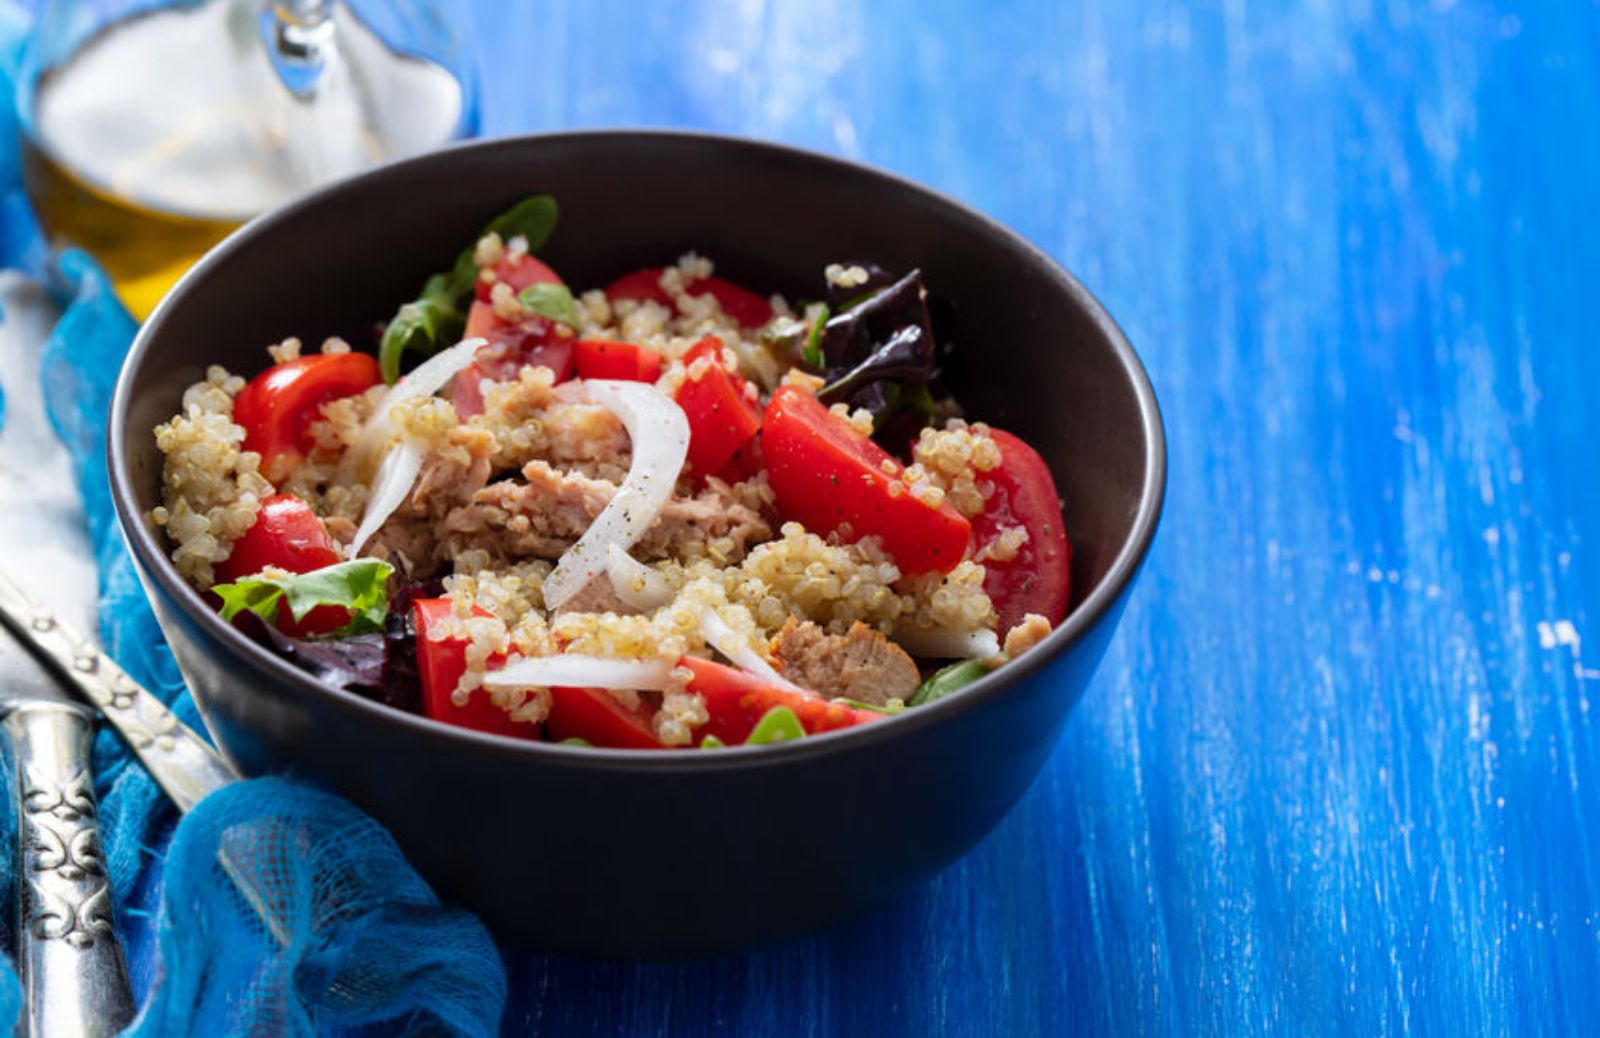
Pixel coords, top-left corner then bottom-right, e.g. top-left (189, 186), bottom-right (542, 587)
top-left (459, 1), bottom-right (1600, 1034)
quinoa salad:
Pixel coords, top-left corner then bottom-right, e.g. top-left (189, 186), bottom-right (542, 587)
top-left (151, 195), bottom-right (1073, 749)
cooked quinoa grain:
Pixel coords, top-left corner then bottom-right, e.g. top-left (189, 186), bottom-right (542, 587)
top-left (910, 421), bottom-right (1002, 518)
top-left (150, 366), bottom-right (274, 584)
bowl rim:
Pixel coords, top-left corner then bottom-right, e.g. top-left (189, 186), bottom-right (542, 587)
top-left (109, 127), bottom-right (1166, 773)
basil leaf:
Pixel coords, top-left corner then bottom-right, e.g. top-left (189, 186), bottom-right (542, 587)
top-left (908, 657), bottom-right (991, 707)
top-left (559, 737), bottom-right (592, 747)
top-left (213, 559), bottom-right (395, 637)
top-left (744, 706), bottom-right (805, 745)
top-left (699, 734), bottom-right (726, 749)
top-left (517, 282), bottom-right (580, 329)
top-left (483, 195), bottom-right (560, 254)
top-left (378, 194), bottom-right (560, 383)
top-left (380, 273), bottom-right (464, 384)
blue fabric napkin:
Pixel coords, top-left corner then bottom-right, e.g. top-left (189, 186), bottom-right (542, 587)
top-left (0, 7), bottom-right (506, 1035)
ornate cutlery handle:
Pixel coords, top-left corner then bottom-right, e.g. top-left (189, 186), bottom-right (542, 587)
top-left (5, 702), bottom-right (135, 1037)
top-left (0, 568), bottom-right (236, 811)
top-left (0, 567), bottom-right (296, 947)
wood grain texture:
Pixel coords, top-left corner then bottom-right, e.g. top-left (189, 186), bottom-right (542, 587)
top-left (452, 0), bottom-right (1600, 1034)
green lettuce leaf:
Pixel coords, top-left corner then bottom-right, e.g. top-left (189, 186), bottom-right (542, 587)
top-left (213, 559), bottom-right (395, 637)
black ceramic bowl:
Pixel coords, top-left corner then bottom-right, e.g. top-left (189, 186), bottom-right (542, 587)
top-left (110, 130), bottom-right (1164, 957)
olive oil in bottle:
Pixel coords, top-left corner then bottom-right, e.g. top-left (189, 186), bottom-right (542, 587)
top-left (21, 0), bottom-right (469, 319)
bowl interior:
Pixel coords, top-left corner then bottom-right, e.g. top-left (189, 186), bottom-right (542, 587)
top-left (115, 131), bottom-right (1161, 731)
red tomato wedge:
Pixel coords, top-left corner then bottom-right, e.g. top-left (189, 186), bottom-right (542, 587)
top-left (973, 429), bottom-right (1072, 633)
top-left (604, 268), bottom-right (773, 329)
top-left (232, 352), bottom-right (381, 480)
top-left (216, 494), bottom-right (348, 637)
top-left (682, 657), bottom-right (882, 744)
top-left (674, 337), bottom-right (762, 480)
top-left (574, 339), bottom-right (663, 383)
top-left (453, 304), bottom-right (575, 418)
top-left (413, 599), bottom-right (541, 740)
top-left (472, 251), bottom-right (562, 303)
top-left (713, 435), bottom-right (764, 486)
top-left (461, 305), bottom-right (576, 378)
top-left (461, 298), bottom-right (504, 345)
top-left (602, 268), bottom-right (671, 308)
top-left (544, 686), bottom-right (663, 749)
top-left (762, 387), bottom-right (971, 574)
top-left (454, 252), bottom-right (575, 416)
top-left (689, 277), bottom-right (773, 329)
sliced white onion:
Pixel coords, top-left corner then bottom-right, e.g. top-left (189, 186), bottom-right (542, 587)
top-left (347, 439), bottom-right (424, 556)
top-left (542, 380), bottom-right (690, 610)
top-left (699, 611), bottom-right (807, 694)
top-left (336, 337), bottom-right (484, 483)
top-left (605, 544), bottom-right (673, 612)
top-left (482, 654), bottom-right (676, 692)
top-left (891, 625), bottom-right (1002, 661)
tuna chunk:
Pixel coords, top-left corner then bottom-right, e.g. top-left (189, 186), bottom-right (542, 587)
top-left (362, 437), bottom-right (494, 577)
top-left (476, 376), bottom-right (632, 481)
top-left (551, 575), bottom-right (641, 616)
top-left (770, 618), bottom-right (920, 706)
top-left (445, 459), bottom-right (771, 564)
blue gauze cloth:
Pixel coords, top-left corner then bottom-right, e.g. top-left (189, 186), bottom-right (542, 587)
top-left (0, 7), bottom-right (507, 1035)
